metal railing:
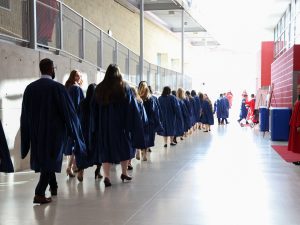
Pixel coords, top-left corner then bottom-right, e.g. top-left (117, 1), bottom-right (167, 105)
top-left (0, 0), bottom-right (192, 92)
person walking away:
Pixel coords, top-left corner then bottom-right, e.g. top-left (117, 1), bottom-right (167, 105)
top-left (20, 58), bottom-right (86, 204)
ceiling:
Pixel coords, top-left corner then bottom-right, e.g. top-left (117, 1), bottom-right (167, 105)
top-left (115, 0), bottom-right (291, 50)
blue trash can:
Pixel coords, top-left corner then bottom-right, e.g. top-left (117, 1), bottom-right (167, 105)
top-left (270, 107), bottom-right (292, 141)
top-left (259, 106), bottom-right (269, 132)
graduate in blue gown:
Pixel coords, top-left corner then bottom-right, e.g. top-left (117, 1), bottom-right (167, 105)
top-left (198, 92), bottom-right (205, 130)
top-left (191, 90), bottom-right (201, 127)
top-left (130, 87), bottom-right (148, 166)
top-left (90, 64), bottom-right (145, 187)
top-left (238, 95), bottom-right (248, 123)
top-left (215, 93), bottom-right (227, 125)
top-left (201, 94), bottom-right (214, 132)
top-left (221, 94), bottom-right (230, 124)
top-left (158, 86), bottom-right (182, 147)
top-left (64, 70), bottom-right (85, 180)
top-left (177, 88), bottom-right (191, 135)
top-left (138, 81), bottom-right (163, 160)
top-left (78, 83), bottom-right (103, 179)
top-left (186, 91), bottom-right (196, 128)
top-left (171, 90), bottom-right (184, 143)
top-left (183, 92), bottom-right (193, 132)
top-left (0, 120), bottom-right (14, 173)
top-left (20, 58), bottom-right (86, 204)
top-left (148, 85), bottom-right (163, 133)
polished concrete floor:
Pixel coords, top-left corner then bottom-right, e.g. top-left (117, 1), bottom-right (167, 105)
top-left (1, 122), bottom-right (300, 225)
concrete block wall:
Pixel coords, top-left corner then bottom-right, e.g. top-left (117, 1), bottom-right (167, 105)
top-left (270, 45), bottom-right (300, 108)
top-left (0, 42), bottom-right (101, 171)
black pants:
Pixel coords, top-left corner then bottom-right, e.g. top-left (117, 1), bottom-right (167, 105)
top-left (218, 118), bottom-right (222, 124)
top-left (35, 172), bottom-right (57, 196)
top-left (221, 118), bottom-right (228, 124)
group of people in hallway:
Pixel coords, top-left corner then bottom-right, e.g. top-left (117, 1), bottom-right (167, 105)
top-left (1, 58), bottom-right (300, 205)
top-left (16, 59), bottom-right (216, 204)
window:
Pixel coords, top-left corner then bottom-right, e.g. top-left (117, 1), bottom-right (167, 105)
top-left (0, 0), bottom-right (10, 10)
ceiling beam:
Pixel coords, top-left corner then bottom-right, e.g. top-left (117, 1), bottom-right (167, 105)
top-left (171, 27), bottom-right (206, 32)
top-left (142, 3), bottom-right (183, 11)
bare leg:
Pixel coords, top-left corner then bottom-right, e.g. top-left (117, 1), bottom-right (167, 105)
top-left (66, 154), bottom-right (75, 177)
top-left (120, 160), bottom-right (129, 176)
top-left (102, 162), bottom-right (111, 179)
top-left (163, 137), bottom-right (168, 147)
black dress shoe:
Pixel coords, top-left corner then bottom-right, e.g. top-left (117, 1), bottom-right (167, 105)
top-left (127, 164), bottom-right (133, 170)
top-left (49, 187), bottom-right (57, 196)
top-left (170, 142), bottom-right (176, 146)
top-left (293, 161), bottom-right (300, 165)
top-left (33, 195), bottom-right (52, 204)
top-left (94, 167), bottom-right (103, 179)
top-left (104, 177), bottom-right (112, 187)
top-left (120, 174), bottom-right (132, 182)
top-left (163, 144), bottom-right (167, 147)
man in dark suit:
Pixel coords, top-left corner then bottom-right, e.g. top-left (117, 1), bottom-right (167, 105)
top-left (20, 58), bottom-right (86, 204)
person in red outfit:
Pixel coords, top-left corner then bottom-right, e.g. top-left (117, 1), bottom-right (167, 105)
top-left (246, 94), bottom-right (256, 121)
top-left (288, 95), bottom-right (300, 154)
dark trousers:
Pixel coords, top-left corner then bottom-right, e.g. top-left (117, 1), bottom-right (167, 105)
top-left (221, 118), bottom-right (228, 124)
top-left (35, 172), bottom-right (57, 196)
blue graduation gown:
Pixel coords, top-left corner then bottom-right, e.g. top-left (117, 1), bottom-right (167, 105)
top-left (151, 95), bottom-right (164, 133)
top-left (174, 97), bottom-right (184, 136)
top-left (157, 95), bottom-right (182, 136)
top-left (179, 99), bottom-right (191, 132)
top-left (239, 98), bottom-right (248, 120)
top-left (64, 85), bottom-right (84, 156)
top-left (183, 98), bottom-right (193, 129)
top-left (215, 98), bottom-right (225, 118)
top-left (20, 78), bottom-right (86, 172)
top-left (129, 101), bottom-right (148, 158)
top-left (78, 98), bottom-right (97, 167)
top-left (222, 97), bottom-right (230, 118)
top-left (202, 100), bottom-right (214, 125)
top-left (142, 97), bottom-right (164, 147)
top-left (0, 120), bottom-right (14, 173)
top-left (189, 97), bottom-right (196, 125)
top-left (90, 84), bottom-right (145, 164)
top-left (193, 96), bottom-right (201, 122)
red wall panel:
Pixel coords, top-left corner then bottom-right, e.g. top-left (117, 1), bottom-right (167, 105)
top-left (261, 42), bottom-right (274, 87)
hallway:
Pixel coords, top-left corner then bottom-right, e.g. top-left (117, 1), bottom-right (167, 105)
top-left (1, 123), bottom-right (299, 225)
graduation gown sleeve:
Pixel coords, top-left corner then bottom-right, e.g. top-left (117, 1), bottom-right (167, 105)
top-left (0, 120), bottom-right (14, 172)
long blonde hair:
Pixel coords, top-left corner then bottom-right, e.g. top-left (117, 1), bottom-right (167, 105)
top-left (177, 88), bottom-right (185, 100)
top-left (131, 87), bottom-right (142, 103)
top-left (138, 81), bottom-right (151, 101)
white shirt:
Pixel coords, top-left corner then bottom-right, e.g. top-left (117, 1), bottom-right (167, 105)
top-left (41, 74), bottom-right (52, 79)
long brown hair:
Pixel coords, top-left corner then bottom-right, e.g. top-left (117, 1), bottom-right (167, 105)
top-left (65, 70), bottom-right (79, 89)
top-left (95, 64), bottom-right (125, 105)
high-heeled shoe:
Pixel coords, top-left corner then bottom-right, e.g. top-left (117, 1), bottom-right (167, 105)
top-left (104, 177), bottom-right (112, 187)
top-left (127, 164), bottom-right (133, 170)
top-left (120, 174), bottom-right (132, 182)
top-left (77, 169), bottom-right (84, 182)
top-left (66, 168), bottom-right (75, 178)
top-left (94, 167), bottom-right (103, 179)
